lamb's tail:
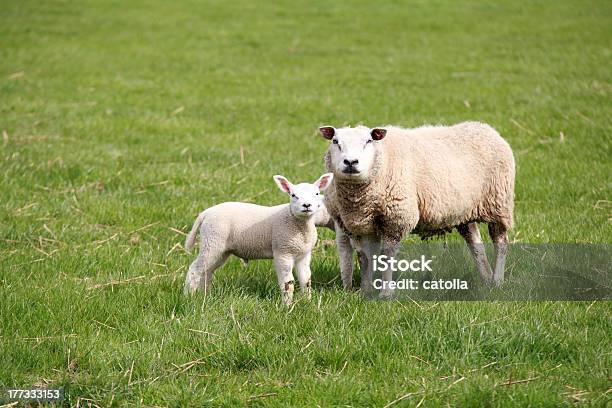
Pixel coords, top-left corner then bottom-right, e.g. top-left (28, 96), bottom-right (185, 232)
top-left (185, 211), bottom-right (207, 252)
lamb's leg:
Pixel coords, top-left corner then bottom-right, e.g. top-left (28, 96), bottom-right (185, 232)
top-left (296, 252), bottom-right (312, 300)
top-left (184, 250), bottom-right (229, 295)
top-left (185, 253), bottom-right (205, 294)
top-left (335, 225), bottom-right (354, 290)
top-left (379, 238), bottom-right (401, 299)
top-left (457, 223), bottom-right (493, 283)
top-left (274, 255), bottom-right (295, 306)
top-left (488, 222), bottom-right (509, 286)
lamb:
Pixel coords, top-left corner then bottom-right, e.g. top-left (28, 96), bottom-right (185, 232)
top-left (184, 172), bottom-right (334, 305)
top-left (319, 122), bottom-right (515, 297)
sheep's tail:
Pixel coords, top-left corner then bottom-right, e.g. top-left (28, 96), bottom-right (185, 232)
top-left (185, 211), bottom-right (207, 252)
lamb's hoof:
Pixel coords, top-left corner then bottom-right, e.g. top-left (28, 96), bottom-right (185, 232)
top-left (183, 284), bottom-right (200, 296)
top-left (281, 293), bottom-right (293, 307)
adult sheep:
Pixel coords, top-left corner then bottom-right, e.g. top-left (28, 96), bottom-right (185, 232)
top-left (319, 122), bottom-right (515, 297)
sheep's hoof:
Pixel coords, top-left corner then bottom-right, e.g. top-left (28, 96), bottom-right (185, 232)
top-left (360, 282), bottom-right (374, 296)
top-left (379, 288), bottom-right (394, 300)
top-left (480, 274), bottom-right (494, 286)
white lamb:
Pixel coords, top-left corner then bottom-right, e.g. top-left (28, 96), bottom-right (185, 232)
top-left (184, 173), bottom-right (334, 305)
top-left (319, 122), bottom-right (515, 297)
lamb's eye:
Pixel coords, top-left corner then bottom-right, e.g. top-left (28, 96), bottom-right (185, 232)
top-left (332, 139), bottom-right (338, 144)
top-left (315, 192), bottom-right (319, 195)
top-left (291, 194), bottom-right (297, 198)
top-left (366, 139), bottom-right (373, 144)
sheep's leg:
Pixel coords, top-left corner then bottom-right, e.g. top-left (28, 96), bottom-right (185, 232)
top-left (357, 250), bottom-right (368, 285)
top-left (274, 255), bottom-right (295, 306)
top-left (296, 252), bottom-right (312, 300)
top-left (349, 237), bottom-right (370, 294)
top-left (379, 238), bottom-right (401, 299)
top-left (359, 251), bottom-right (372, 295)
top-left (488, 222), bottom-right (508, 286)
top-left (184, 250), bottom-right (229, 295)
top-left (335, 225), bottom-right (354, 290)
top-left (457, 223), bottom-right (493, 283)
top-left (358, 236), bottom-right (382, 296)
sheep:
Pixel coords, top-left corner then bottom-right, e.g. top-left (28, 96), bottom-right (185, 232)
top-left (319, 122), bottom-right (515, 297)
top-left (312, 201), bottom-right (335, 231)
top-left (184, 172), bottom-right (334, 305)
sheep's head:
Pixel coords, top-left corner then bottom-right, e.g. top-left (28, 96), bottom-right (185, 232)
top-left (273, 173), bottom-right (333, 218)
top-left (319, 125), bottom-right (386, 183)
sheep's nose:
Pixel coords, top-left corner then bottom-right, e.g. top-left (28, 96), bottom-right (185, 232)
top-left (303, 203), bottom-right (312, 209)
top-left (343, 159), bottom-right (359, 167)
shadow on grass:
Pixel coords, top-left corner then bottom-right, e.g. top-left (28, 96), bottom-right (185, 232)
top-left (183, 251), bottom-right (348, 301)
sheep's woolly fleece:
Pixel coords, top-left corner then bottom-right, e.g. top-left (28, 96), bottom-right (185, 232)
top-left (324, 121), bottom-right (515, 242)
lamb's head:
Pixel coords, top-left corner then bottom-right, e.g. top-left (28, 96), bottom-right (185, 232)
top-left (273, 173), bottom-right (334, 218)
top-left (319, 125), bottom-right (387, 183)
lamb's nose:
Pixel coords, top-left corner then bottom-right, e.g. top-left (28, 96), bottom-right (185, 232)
top-left (343, 159), bottom-right (359, 167)
top-left (303, 203), bottom-right (311, 209)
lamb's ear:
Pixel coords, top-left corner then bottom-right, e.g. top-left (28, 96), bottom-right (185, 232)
top-left (314, 173), bottom-right (334, 191)
top-left (273, 175), bottom-right (293, 194)
top-left (319, 126), bottom-right (336, 140)
top-left (371, 128), bottom-right (387, 140)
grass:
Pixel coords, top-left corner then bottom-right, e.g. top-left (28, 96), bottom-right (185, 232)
top-left (1, 0), bottom-right (611, 406)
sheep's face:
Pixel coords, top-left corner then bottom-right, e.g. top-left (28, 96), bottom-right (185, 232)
top-left (319, 126), bottom-right (386, 182)
top-left (273, 173), bottom-right (334, 218)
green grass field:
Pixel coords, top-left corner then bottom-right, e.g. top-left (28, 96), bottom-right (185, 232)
top-left (1, 0), bottom-right (611, 406)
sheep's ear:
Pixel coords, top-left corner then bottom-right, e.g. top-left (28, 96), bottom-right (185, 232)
top-left (273, 175), bottom-right (293, 194)
top-left (314, 173), bottom-right (334, 191)
top-left (319, 126), bottom-right (336, 140)
top-left (371, 128), bottom-right (387, 140)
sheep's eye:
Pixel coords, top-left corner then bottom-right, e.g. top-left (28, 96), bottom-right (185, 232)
top-left (291, 194), bottom-right (297, 198)
top-left (366, 139), bottom-right (373, 144)
top-left (315, 192), bottom-right (319, 195)
top-left (332, 139), bottom-right (338, 144)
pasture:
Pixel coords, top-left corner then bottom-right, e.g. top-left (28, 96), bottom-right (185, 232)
top-left (1, 0), bottom-right (610, 406)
